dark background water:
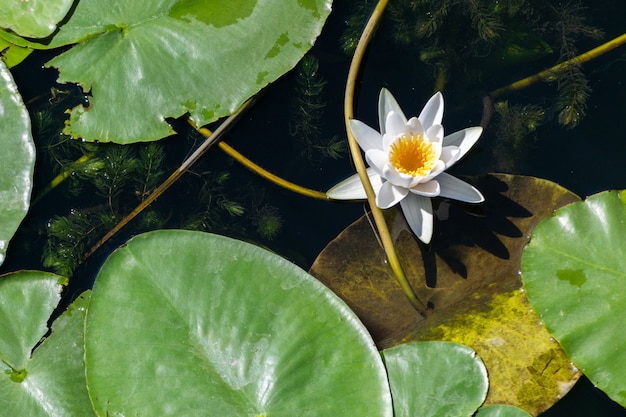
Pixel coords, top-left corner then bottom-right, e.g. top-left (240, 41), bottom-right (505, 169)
top-left (3, 0), bottom-right (626, 415)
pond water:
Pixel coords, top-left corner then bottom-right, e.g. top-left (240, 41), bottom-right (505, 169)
top-left (3, 0), bottom-right (626, 415)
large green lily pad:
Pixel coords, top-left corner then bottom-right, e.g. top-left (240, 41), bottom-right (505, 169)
top-left (0, 60), bottom-right (35, 267)
top-left (522, 190), bottom-right (626, 407)
top-left (382, 341), bottom-right (488, 417)
top-left (0, 0), bottom-right (73, 38)
top-left (0, 273), bottom-right (93, 416)
top-left (85, 230), bottom-right (392, 416)
top-left (310, 174), bottom-right (581, 415)
top-left (41, 0), bottom-right (332, 143)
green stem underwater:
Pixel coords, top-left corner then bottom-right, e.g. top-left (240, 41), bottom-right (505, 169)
top-left (490, 32), bottom-right (626, 98)
top-left (32, 152), bottom-right (96, 206)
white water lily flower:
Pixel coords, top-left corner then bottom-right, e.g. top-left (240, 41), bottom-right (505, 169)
top-left (328, 88), bottom-right (484, 244)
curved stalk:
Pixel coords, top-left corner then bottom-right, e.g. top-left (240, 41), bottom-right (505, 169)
top-left (194, 128), bottom-right (328, 200)
top-left (83, 99), bottom-right (254, 260)
top-left (345, 0), bottom-right (426, 315)
top-left (218, 142), bottom-right (327, 200)
top-left (490, 33), bottom-right (626, 98)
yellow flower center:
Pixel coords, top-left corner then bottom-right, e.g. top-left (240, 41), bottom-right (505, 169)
top-left (389, 133), bottom-right (437, 177)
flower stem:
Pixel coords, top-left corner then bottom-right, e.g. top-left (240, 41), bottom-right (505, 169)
top-left (344, 0), bottom-right (426, 315)
top-left (192, 131), bottom-right (328, 200)
top-left (490, 32), bottom-right (626, 98)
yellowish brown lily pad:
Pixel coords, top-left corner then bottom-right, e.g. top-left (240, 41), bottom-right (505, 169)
top-left (310, 173), bottom-right (582, 416)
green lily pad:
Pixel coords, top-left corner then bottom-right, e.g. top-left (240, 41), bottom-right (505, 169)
top-left (85, 230), bottom-right (392, 416)
top-left (382, 341), bottom-right (488, 417)
top-left (0, 272), bottom-right (91, 415)
top-left (0, 60), bottom-right (35, 266)
top-left (0, 271), bottom-right (64, 370)
top-left (43, 0), bottom-right (332, 143)
top-left (0, 0), bottom-right (73, 38)
top-left (310, 174), bottom-right (581, 415)
top-left (522, 190), bottom-right (626, 407)
top-left (475, 405), bottom-right (533, 417)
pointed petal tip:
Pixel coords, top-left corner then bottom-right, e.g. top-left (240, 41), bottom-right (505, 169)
top-left (400, 194), bottom-right (434, 244)
top-left (326, 168), bottom-right (384, 200)
top-left (326, 173), bottom-right (367, 200)
top-left (416, 216), bottom-right (433, 244)
top-left (419, 91), bottom-right (444, 129)
top-left (379, 88), bottom-right (407, 133)
top-left (437, 172), bottom-right (485, 203)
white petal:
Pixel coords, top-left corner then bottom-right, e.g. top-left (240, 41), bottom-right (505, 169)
top-left (350, 119), bottom-right (383, 152)
top-left (425, 124), bottom-right (443, 144)
top-left (431, 140), bottom-right (443, 161)
top-left (383, 164), bottom-right (413, 189)
top-left (442, 126), bottom-right (482, 160)
top-left (419, 160), bottom-right (446, 183)
top-left (385, 111), bottom-right (406, 137)
top-left (378, 88), bottom-right (407, 133)
top-left (437, 172), bottom-right (485, 203)
top-left (406, 117), bottom-right (424, 135)
top-left (440, 146), bottom-right (461, 168)
top-left (400, 194), bottom-right (434, 244)
top-left (365, 149), bottom-right (388, 176)
top-left (418, 92), bottom-right (444, 130)
top-left (382, 132), bottom-right (398, 151)
top-left (409, 179), bottom-right (440, 196)
top-left (376, 181), bottom-right (408, 209)
top-left (327, 168), bottom-right (383, 200)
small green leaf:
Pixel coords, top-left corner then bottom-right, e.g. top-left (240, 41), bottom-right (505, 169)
top-left (522, 190), bottom-right (626, 407)
top-left (0, 60), bottom-right (35, 266)
top-left (382, 341), bottom-right (488, 417)
top-left (85, 230), bottom-right (392, 416)
top-left (8, 368), bottom-right (27, 383)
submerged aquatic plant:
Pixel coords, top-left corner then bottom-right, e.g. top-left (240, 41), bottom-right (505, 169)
top-left (340, 0), bottom-right (377, 54)
top-left (383, 0), bottom-right (509, 89)
top-left (492, 101), bottom-right (545, 171)
top-left (550, 1), bottom-right (602, 128)
top-left (254, 205), bottom-right (284, 240)
top-left (342, 0), bottom-right (602, 129)
top-left (134, 143), bottom-right (166, 202)
top-left (40, 141), bottom-right (168, 275)
top-left (328, 88), bottom-right (483, 243)
top-left (42, 209), bottom-right (115, 276)
top-left (290, 54), bottom-right (346, 161)
top-left (182, 170), bottom-right (245, 231)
